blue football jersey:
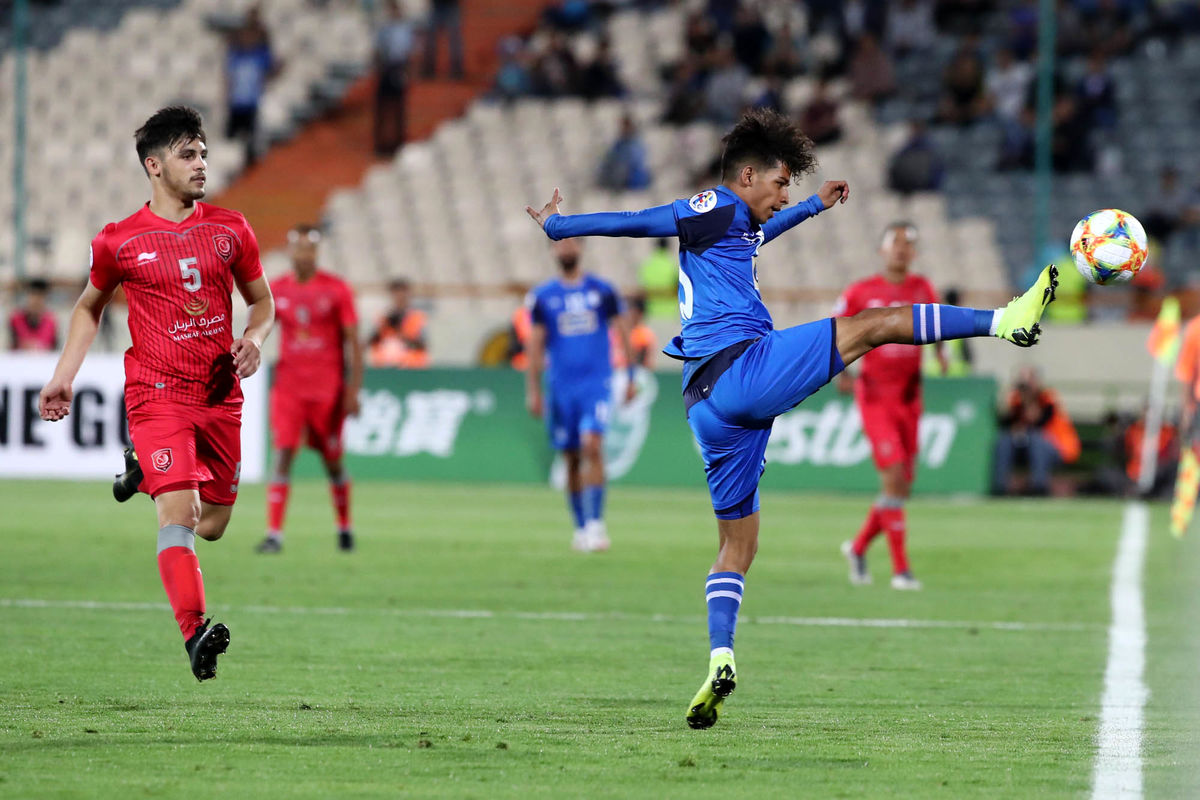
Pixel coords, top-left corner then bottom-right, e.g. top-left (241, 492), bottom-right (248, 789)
top-left (542, 185), bottom-right (825, 364)
top-left (527, 274), bottom-right (623, 389)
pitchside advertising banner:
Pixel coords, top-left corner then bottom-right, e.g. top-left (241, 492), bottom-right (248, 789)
top-left (289, 368), bottom-right (998, 494)
top-left (0, 354), bottom-right (268, 482)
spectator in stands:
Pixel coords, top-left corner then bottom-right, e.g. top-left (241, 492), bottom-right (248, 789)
top-left (684, 9), bottom-right (719, 59)
top-left (937, 0), bottom-right (998, 37)
top-left (731, 4), bottom-right (770, 75)
top-left (638, 238), bottom-right (678, 320)
top-left (937, 38), bottom-right (988, 125)
top-left (422, 0), bottom-right (464, 80)
top-left (992, 366), bottom-right (1080, 496)
top-left (704, 44), bottom-right (751, 125)
top-left (848, 33), bottom-right (896, 105)
top-left (985, 47), bottom-right (1033, 125)
top-left (597, 113), bottom-right (653, 191)
top-left (799, 77), bottom-right (843, 145)
top-left (373, 0), bottom-right (417, 156)
top-left (887, 119), bottom-right (945, 194)
top-left (761, 21), bottom-right (805, 79)
top-left (886, 0), bottom-right (937, 56)
top-left (751, 74), bottom-right (787, 115)
top-left (531, 31), bottom-right (580, 98)
top-left (662, 58), bottom-right (707, 125)
top-left (1143, 167), bottom-right (1189, 243)
top-left (1075, 51), bottom-right (1117, 131)
top-left (578, 36), bottom-right (625, 101)
top-left (493, 36), bottom-right (533, 103)
top-left (542, 0), bottom-right (593, 33)
top-left (368, 278), bottom-right (429, 368)
top-left (612, 293), bottom-right (657, 371)
top-left (9, 278), bottom-right (58, 352)
top-left (225, 4), bottom-right (278, 166)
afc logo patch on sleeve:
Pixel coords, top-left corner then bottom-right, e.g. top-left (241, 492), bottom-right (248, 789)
top-left (212, 233), bottom-right (235, 263)
top-left (688, 190), bottom-right (717, 214)
top-left (151, 448), bottom-right (174, 473)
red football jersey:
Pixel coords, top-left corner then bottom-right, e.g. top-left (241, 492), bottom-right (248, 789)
top-left (835, 273), bottom-right (939, 402)
top-left (89, 202), bottom-right (263, 411)
top-left (271, 270), bottom-right (357, 398)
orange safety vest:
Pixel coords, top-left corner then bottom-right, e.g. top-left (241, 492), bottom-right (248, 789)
top-left (1005, 388), bottom-right (1080, 464)
top-left (510, 306), bottom-right (532, 370)
top-left (369, 309), bottom-right (429, 368)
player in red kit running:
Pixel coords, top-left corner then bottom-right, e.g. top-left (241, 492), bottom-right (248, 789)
top-left (834, 222), bottom-right (941, 591)
top-left (38, 106), bottom-right (275, 680)
top-left (256, 223), bottom-right (363, 554)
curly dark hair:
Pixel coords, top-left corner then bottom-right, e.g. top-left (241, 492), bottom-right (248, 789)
top-left (719, 108), bottom-right (818, 183)
top-left (134, 106), bottom-right (206, 174)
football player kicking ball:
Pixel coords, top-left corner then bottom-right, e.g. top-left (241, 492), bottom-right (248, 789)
top-left (526, 108), bottom-right (1057, 729)
top-left (835, 222), bottom-right (939, 591)
top-left (256, 224), bottom-right (363, 554)
top-left (39, 106), bottom-right (275, 682)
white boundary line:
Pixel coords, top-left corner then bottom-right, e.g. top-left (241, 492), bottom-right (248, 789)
top-left (0, 597), bottom-right (1097, 633)
top-left (1092, 501), bottom-right (1150, 799)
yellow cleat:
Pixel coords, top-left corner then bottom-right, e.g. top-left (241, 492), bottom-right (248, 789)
top-left (995, 264), bottom-right (1058, 347)
top-left (686, 651), bottom-right (737, 730)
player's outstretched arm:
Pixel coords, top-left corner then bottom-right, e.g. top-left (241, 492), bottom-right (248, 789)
top-left (343, 321), bottom-right (364, 416)
top-left (526, 188), bottom-right (676, 241)
top-left (760, 180), bottom-right (849, 244)
top-left (39, 282), bottom-right (114, 421)
top-left (232, 275), bottom-right (275, 379)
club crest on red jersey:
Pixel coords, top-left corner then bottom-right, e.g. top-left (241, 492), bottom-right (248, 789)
top-left (213, 234), bottom-right (235, 263)
top-left (184, 297), bottom-right (210, 317)
top-left (151, 448), bottom-right (174, 473)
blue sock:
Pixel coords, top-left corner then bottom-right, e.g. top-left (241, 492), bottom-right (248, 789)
top-left (705, 572), bottom-right (744, 652)
top-left (584, 484), bottom-right (606, 522)
top-left (911, 304), bottom-right (998, 344)
top-left (568, 491), bottom-right (586, 530)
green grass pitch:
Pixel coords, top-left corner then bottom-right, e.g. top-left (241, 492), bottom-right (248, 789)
top-left (1, 480), bottom-right (1197, 798)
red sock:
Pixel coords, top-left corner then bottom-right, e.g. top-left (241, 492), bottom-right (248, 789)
top-left (880, 507), bottom-right (910, 575)
top-left (267, 480), bottom-right (289, 534)
top-left (331, 479), bottom-right (352, 532)
top-left (157, 546), bottom-right (206, 640)
top-left (852, 505), bottom-right (884, 556)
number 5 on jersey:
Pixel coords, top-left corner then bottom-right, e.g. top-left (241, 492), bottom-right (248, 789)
top-left (679, 266), bottom-right (694, 320)
top-left (179, 257), bottom-right (202, 293)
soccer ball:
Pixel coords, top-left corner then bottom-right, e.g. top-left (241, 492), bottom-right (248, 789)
top-left (1068, 208), bottom-right (1148, 285)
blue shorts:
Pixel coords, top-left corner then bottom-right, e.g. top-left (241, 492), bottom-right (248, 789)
top-left (547, 382), bottom-right (610, 451)
top-left (685, 319), bottom-right (845, 519)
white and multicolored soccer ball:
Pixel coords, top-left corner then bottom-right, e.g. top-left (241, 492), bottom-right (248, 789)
top-left (1068, 208), bottom-right (1148, 285)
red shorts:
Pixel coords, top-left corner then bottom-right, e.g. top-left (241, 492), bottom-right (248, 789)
top-left (127, 401), bottom-right (243, 506)
top-left (270, 387), bottom-right (345, 460)
top-left (858, 400), bottom-right (921, 481)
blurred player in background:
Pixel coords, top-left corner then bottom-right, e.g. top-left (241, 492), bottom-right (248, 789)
top-left (527, 108), bottom-right (1057, 729)
top-left (257, 224), bottom-right (363, 554)
top-left (525, 238), bottom-right (637, 552)
top-left (836, 222), bottom-right (940, 591)
top-left (38, 106), bottom-right (274, 681)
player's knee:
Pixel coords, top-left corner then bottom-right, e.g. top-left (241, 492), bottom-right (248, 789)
top-left (581, 437), bottom-right (603, 464)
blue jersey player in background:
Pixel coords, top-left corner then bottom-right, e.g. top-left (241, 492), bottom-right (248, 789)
top-left (525, 238), bottom-right (637, 553)
top-left (526, 108), bottom-right (1058, 729)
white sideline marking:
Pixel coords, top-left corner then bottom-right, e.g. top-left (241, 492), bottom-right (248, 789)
top-left (1092, 502), bottom-right (1150, 800)
top-left (0, 597), bottom-right (1097, 633)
